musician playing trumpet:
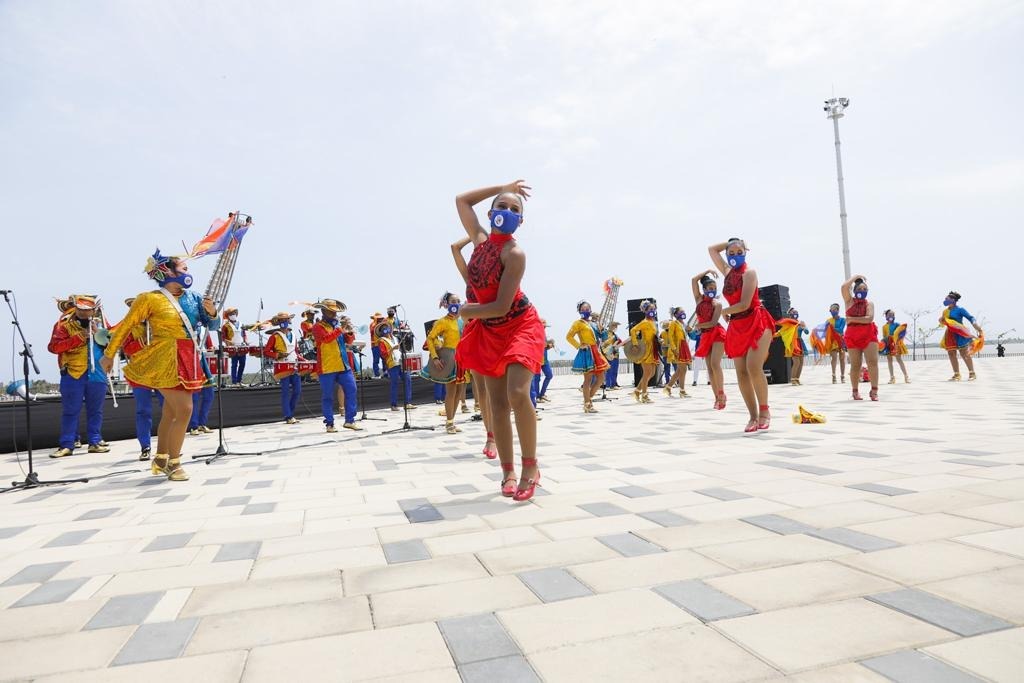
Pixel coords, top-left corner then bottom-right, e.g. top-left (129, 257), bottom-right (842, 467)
top-left (47, 295), bottom-right (111, 458)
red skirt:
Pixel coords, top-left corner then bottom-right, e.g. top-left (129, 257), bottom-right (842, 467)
top-left (456, 306), bottom-right (545, 377)
top-left (725, 307), bottom-right (776, 359)
top-left (695, 325), bottom-right (727, 358)
top-left (845, 323), bottom-right (879, 350)
top-left (677, 340), bottom-right (693, 365)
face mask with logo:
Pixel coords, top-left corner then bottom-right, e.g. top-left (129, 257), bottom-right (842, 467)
top-left (704, 290), bottom-right (718, 299)
top-left (279, 321), bottom-right (290, 330)
top-left (580, 310), bottom-right (591, 320)
top-left (646, 309), bottom-right (657, 319)
top-left (162, 272), bottom-right (193, 289)
top-left (490, 209), bottom-right (521, 234)
top-left (886, 314), bottom-right (895, 322)
top-left (674, 311), bottom-right (686, 320)
top-left (854, 290), bottom-right (868, 300)
top-left (727, 253), bottom-right (746, 268)
top-left (447, 304), bottom-right (461, 315)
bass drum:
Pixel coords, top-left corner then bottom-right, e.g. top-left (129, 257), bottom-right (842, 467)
top-left (298, 336), bottom-right (317, 361)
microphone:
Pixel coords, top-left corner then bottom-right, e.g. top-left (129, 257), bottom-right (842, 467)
top-left (389, 304), bottom-right (401, 310)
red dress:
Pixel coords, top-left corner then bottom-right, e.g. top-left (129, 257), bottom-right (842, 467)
top-left (694, 297), bottom-right (727, 358)
top-left (722, 265), bottom-right (776, 359)
top-left (844, 299), bottom-right (878, 350)
top-left (456, 232), bottom-right (545, 377)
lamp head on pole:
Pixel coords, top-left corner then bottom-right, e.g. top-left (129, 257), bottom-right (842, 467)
top-left (824, 97), bottom-right (850, 119)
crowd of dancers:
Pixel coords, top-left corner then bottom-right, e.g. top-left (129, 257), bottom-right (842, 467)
top-left (44, 180), bottom-right (986, 497)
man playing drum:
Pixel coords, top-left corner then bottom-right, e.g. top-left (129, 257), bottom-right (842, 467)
top-left (263, 312), bottom-right (303, 424)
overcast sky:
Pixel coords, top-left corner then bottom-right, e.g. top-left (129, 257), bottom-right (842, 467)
top-left (2, 0), bottom-right (1022, 381)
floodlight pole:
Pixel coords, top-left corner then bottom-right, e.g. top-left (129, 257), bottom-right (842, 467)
top-left (825, 97), bottom-right (852, 280)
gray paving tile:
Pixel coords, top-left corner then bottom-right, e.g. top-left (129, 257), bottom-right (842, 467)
top-left (638, 510), bottom-right (695, 527)
top-left (84, 592), bottom-right (164, 629)
top-left (202, 478), bottom-right (230, 485)
top-left (695, 487), bottom-right (751, 501)
top-left (438, 613), bottom-right (520, 665)
top-left (18, 490), bottom-right (61, 503)
top-left (242, 502), bottom-right (277, 515)
top-left (577, 502), bottom-right (629, 517)
top-left (244, 480), bottom-right (274, 489)
top-left (597, 533), bottom-right (664, 557)
top-left (942, 448), bottom-right (995, 457)
top-left (459, 655), bottom-right (540, 683)
top-left (382, 539), bottom-right (431, 564)
top-left (137, 488), bottom-right (170, 499)
top-left (757, 460), bottom-right (841, 476)
top-left (518, 568), bottom-right (594, 603)
top-left (217, 496), bottom-right (252, 507)
top-left (157, 495), bottom-right (189, 504)
top-left (577, 463), bottom-right (609, 471)
top-left (860, 650), bottom-right (985, 682)
top-left (12, 578), bottom-right (90, 608)
top-left (143, 533), bottom-right (195, 552)
top-left (630, 436), bottom-right (668, 445)
top-left (111, 617), bottom-right (200, 666)
top-left (483, 472), bottom-right (504, 482)
top-left (610, 485), bottom-right (658, 498)
top-left (847, 482), bottom-right (916, 496)
top-left (43, 529), bottom-right (99, 548)
top-left (445, 484), bottom-right (479, 494)
top-left (567, 451), bottom-right (596, 459)
top-left (808, 527), bottom-right (901, 552)
top-left (742, 514), bottom-right (818, 535)
top-left (766, 449), bottom-right (812, 459)
top-left (257, 464), bottom-right (280, 471)
top-left (840, 450), bottom-right (889, 459)
top-left (867, 588), bottom-right (1014, 637)
top-left (619, 467), bottom-right (655, 475)
top-left (945, 458), bottom-right (1003, 468)
top-left (374, 459), bottom-right (398, 471)
top-left (213, 541), bottom-right (262, 563)
top-left (1, 561), bottom-right (72, 586)
top-left (397, 498), bottom-right (444, 523)
top-left (654, 579), bottom-right (756, 622)
top-left (359, 478), bottom-right (385, 486)
top-left (75, 508), bottom-right (120, 521)
top-left (0, 526), bottom-right (31, 539)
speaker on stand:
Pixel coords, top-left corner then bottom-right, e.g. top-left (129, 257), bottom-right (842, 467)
top-left (758, 284), bottom-right (791, 385)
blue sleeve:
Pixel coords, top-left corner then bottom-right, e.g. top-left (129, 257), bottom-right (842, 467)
top-left (957, 307), bottom-right (975, 324)
top-left (193, 293), bottom-right (221, 331)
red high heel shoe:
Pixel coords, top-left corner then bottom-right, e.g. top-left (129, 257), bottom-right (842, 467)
top-left (869, 387), bottom-right (879, 402)
top-left (501, 463), bottom-right (517, 497)
top-left (757, 405), bottom-right (771, 430)
top-left (482, 432), bottom-right (497, 460)
top-left (512, 457), bottom-right (541, 502)
top-left (852, 390), bottom-right (863, 401)
top-left (744, 419), bottom-right (759, 433)
top-left (714, 392), bottom-right (727, 410)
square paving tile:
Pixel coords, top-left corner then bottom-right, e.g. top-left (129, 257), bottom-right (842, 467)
top-left (596, 532), bottom-right (664, 557)
top-left (75, 508), bottom-right (120, 521)
top-left (1, 561), bottom-right (72, 586)
top-left (217, 496), bottom-right (252, 507)
top-left (654, 579), bottom-right (756, 621)
top-left (43, 529), bottom-right (99, 548)
top-left (11, 578), bottom-right (90, 608)
top-left (741, 514), bottom-right (817, 535)
top-left (847, 482), bottom-right (916, 496)
top-left (85, 592), bottom-right (164, 629)
top-left (867, 588), bottom-right (1013, 637)
top-left (382, 539), bottom-right (432, 564)
top-left (438, 613), bottom-right (520, 665)
top-left (860, 650), bottom-right (984, 683)
top-left (610, 485), bottom-right (657, 498)
top-left (214, 541), bottom-right (262, 563)
top-left (242, 503), bottom-right (277, 515)
top-left (577, 502), bottom-right (629, 517)
top-left (143, 533), bottom-right (195, 552)
top-left (695, 487), bottom-right (751, 501)
top-left (111, 617), bottom-right (200, 665)
top-left (808, 527), bottom-right (902, 552)
top-left (516, 568), bottom-right (593, 603)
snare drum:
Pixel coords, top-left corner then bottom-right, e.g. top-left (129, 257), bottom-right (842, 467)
top-left (246, 345), bottom-right (263, 358)
top-left (297, 361), bottom-right (316, 375)
top-left (273, 361), bottom-right (297, 378)
top-left (207, 354), bottom-right (224, 376)
top-left (403, 354), bottom-right (423, 373)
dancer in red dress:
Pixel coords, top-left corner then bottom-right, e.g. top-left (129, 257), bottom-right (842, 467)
top-left (691, 270), bottom-right (728, 410)
top-left (710, 239), bottom-right (775, 432)
top-left (455, 180), bottom-right (546, 501)
top-left (842, 275), bottom-right (880, 401)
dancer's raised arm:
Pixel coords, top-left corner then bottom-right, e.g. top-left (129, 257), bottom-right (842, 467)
top-left (455, 180), bottom-right (531, 245)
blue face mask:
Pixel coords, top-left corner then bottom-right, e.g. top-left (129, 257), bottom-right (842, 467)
top-left (378, 326), bottom-right (391, 336)
top-left (886, 315), bottom-right (895, 322)
top-left (162, 272), bottom-right (193, 289)
top-left (727, 253), bottom-right (746, 269)
top-left (704, 289), bottom-right (718, 299)
top-left (646, 309), bottom-right (657, 319)
top-left (490, 209), bottom-right (521, 234)
top-left (447, 304), bottom-right (461, 315)
top-left (580, 310), bottom-right (591, 320)
top-left (674, 311), bottom-right (686, 320)
top-left (943, 298), bottom-right (954, 306)
top-left (830, 309), bottom-right (839, 318)
top-left (790, 311), bottom-right (799, 319)
top-left (279, 321), bottom-right (290, 329)
top-left (854, 290), bottom-right (868, 300)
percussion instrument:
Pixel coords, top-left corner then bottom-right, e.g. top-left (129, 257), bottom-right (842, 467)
top-left (298, 337), bottom-right (316, 360)
top-left (297, 361), bottom-right (316, 375)
top-left (273, 361), bottom-right (296, 377)
top-left (403, 353), bottom-right (423, 372)
top-left (623, 339), bottom-right (647, 363)
top-left (425, 347), bottom-right (457, 382)
top-left (246, 345), bottom-right (264, 358)
top-left (349, 340), bottom-right (366, 352)
top-left (208, 354), bottom-right (225, 376)
top-left (226, 344), bottom-right (253, 357)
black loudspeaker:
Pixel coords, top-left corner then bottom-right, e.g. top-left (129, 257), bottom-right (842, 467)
top-left (626, 297), bottom-right (656, 386)
top-left (758, 284), bottom-right (790, 321)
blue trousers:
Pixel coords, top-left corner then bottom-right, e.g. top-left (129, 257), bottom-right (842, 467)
top-left (662, 359), bottom-right (674, 382)
top-left (59, 374), bottom-right (105, 449)
top-left (320, 370), bottom-right (358, 425)
top-left (530, 374), bottom-right (539, 407)
top-left (606, 357), bottom-right (620, 387)
top-left (188, 386), bottom-right (214, 430)
top-left (371, 346), bottom-right (382, 377)
top-left (538, 362), bottom-right (553, 397)
top-left (433, 382), bottom-right (446, 400)
top-left (388, 365), bottom-right (412, 406)
top-left (279, 374), bottom-right (301, 419)
top-left (230, 355), bottom-right (246, 384)
top-left (133, 387), bottom-right (163, 449)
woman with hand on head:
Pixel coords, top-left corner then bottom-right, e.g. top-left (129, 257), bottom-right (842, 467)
top-left (567, 301), bottom-right (611, 413)
top-left (841, 275), bottom-right (880, 401)
top-left (691, 270), bottom-right (728, 409)
top-left (629, 299), bottom-right (660, 403)
top-left (454, 180), bottom-right (546, 501)
top-left (709, 239), bottom-right (775, 432)
top-left (880, 309), bottom-right (910, 384)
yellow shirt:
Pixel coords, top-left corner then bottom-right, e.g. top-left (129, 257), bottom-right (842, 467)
top-left (566, 319), bottom-right (599, 349)
top-left (630, 319), bottom-right (659, 364)
top-left (426, 316), bottom-right (460, 359)
top-left (665, 320), bottom-right (684, 361)
top-left (104, 291), bottom-right (199, 389)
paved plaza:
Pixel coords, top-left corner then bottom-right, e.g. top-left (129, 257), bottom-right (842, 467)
top-left (1, 358), bottom-right (1022, 682)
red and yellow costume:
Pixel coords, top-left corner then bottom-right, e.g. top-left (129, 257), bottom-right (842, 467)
top-left (456, 232), bottom-right (545, 377)
top-left (722, 264), bottom-right (775, 359)
top-left (312, 319), bottom-right (351, 374)
top-left (775, 318), bottom-right (805, 358)
top-left (630, 318), bottom-right (660, 364)
top-left (881, 322), bottom-right (908, 356)
top-left (666, 318), bottom-right (692, 366)
top-left (47, 316), bottom-right (89, 379)
top-left (104, 291), bottom-right (206, 391)
top-left (694, 297), bottom-right (727, 358)
top-left (843, 299), bottom-right (878, 351)
top-left (426, 316), bottom-right (470, 383)
top-left (939, 307), bottom-right (984, 354)
top-left (264, 328), bottom-right (300, 380)
top-left (567, 318), bottom-right (610, 374)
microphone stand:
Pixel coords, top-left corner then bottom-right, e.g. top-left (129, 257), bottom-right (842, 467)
top-left (381, 329), bottom-right (433, 435)
top-left (355, 349), bottom-right (386, 422)
top-left (1, 290), bottom-right (89, 492)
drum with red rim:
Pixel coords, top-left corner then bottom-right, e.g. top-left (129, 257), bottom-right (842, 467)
top-left (297, 361), bottom-right (316, 375)
top-left (273, 361), bottom-right (297, 378)
top-left (403, 354), bottom-right (423, 372)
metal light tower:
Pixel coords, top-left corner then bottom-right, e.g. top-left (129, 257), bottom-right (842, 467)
top-left (824, 97), bottom-right (852, 279)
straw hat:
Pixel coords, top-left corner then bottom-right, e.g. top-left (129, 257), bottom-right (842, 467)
top-left (315, 299), bottom-right (347, 314)
top-left (270, 312), bottom-right (295, 324)
top-left (72, 295), bottom-right (99, 311)
top-left (223, 307), bottom-right (239, 319)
